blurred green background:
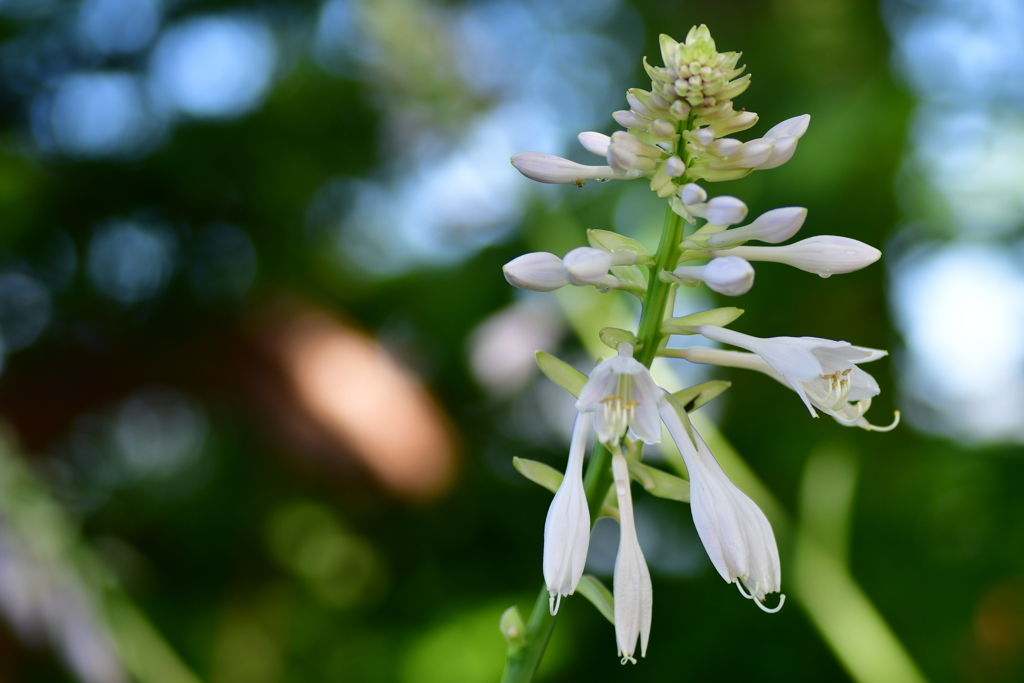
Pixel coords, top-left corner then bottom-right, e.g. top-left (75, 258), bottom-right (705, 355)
top-left (1, 0), bottom-right (1023, 682)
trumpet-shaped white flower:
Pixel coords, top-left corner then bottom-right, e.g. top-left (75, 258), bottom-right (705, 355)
top-left (611, 451), bottom-right (652, 663)
top-left (719, 235), bottom-right (880, 277)
top-left (543, 412), bottom-right (593, 614)
top-left (659, 395), bottom-right (783, 610)
top-left (577, 343), bottom-right (662, 445)
top-left (696, 325), bottom-right (898, 430)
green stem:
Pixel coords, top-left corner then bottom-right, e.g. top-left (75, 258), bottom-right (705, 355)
top-left (636, 205), bottom-right (684, 368)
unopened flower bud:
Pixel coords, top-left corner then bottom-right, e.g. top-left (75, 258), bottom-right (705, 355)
top-left (627, 91), bottom-right (657, 118)
top-left (720, 140), bottom-right (773, 169)
top-left (706, 207), bottom-right (807, 247)
top-left (578, 132), bottom-right (611, 156)
top-left (701, 256), bottom-right (755, 296)
top-left (613, 110), bottom-right (650, 130)
top-left (720, 235), bottom-right (880, 277)
top-left (671, 256), bottom-right (754, 296)
top-left (700, 196), bottom-right (748, 226)
top-left (503, 252), bottom-right (569, 291)
top-left (710, 138), bottom-right (742, 157)
top-left (707, 110), bottom-right (758, 136)
top-left (764, 114), bottom-right (810, 141)
top-left (611, 132), bottom-right (661, 158)
top-left (665, 156), bottom-right (685, 177)
top-left (670, 100), bottom-right (690, 119)
top-left (511, 152), bottom-right (639, 184)
top-left (752, 135), bottom-right (798, 170)
top-left (679, 183), bottom-right (707, 206)
top-left (652, 119), bottom-right (676, 137)
top-left (693, 128), bottom-right (716, 146)
top-left (563, 247), bottom-right (614, 286)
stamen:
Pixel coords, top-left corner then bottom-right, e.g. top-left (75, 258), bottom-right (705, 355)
top-left (549, 593), bottom-right (562, 615)
top-left (865, 410), bottom-right (901, 433)
top-left (600, 375), bottom-right (640, 440)
top-left (754, 593), bottom-right (786, 614)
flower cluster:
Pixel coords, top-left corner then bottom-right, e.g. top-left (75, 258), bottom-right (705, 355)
top-left (502, 25), bottom-right (897, 666)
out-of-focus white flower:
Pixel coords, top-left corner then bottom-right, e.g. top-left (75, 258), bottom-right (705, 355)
top-left (510, 152), bottom-right (643, 185)
top-left (670, 256), bottom-right (755, 296)
top-left (543, 412), bottom-right (593, 614)
top-left (659, 395), bottom-right (783, 610)
top-left (718, 235), bottom-right (880, 277)
top-left (577, 343), bottom-right (662, 445)
top-left (611, 451), bottom-right (652, 664)
top-left (502, 252), bottom-right (569, 292)
top-left (696, 325), bottom-right (898, 430)
top-left (706, 207), bottom-right (808, 248)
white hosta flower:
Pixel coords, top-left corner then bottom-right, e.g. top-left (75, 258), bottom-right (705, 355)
top-left (706, 207), bottom-right (808, 248)
top-left (718, 235), bottom-right (880, 277)
top-left (611, 451), bottom-right (653, 663)
top-left (659, 396), bottom-right (783, 610)
top-left (696, 325), bottom-right (897, 430)
top-left (563, 247), bottom-right (636, 290)
top-left (672, 256), bottom-right (754, 296)
top-left (503, 252), bottom-right (569, 292)
top-left (543, 412), bottom-right (593, 614)
top-left (577, 343), bottom-right (661, 445)
top-left (510, 152), bottom-right (643, 185)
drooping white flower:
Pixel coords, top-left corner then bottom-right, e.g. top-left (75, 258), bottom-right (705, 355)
top-left (611, 451), bottom-right (653, 663)
top-left (671, 256), bottom-right (755, 296)
top-left (577, 343), bottom-right (662, 445)
top-left (718, 235), bottom-right (880, 277)
top-left (696, 325), bottom-right (898, 430)
top-left (543, 412), bottom-right (593, 614)
top-left (502, 252), bottom-right (569, 292)
top-left (659, 395), bottom-right (783, 611)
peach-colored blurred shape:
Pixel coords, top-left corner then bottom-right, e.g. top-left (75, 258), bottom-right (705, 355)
top-left (275, 313), bottom-right (457, 500)
top-left (960, 577), bottom-right (1024, 682)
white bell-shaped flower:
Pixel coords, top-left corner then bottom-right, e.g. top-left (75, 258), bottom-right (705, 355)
top-left (659, 395), bottom-right (784, 610)
top-left (611, 451), bottom-right (653, 663)
top-left (576, 343), bottom-right (662, 445)
top-left (543, 412), bottom-right (593, 614)
top-left (696, 325), bottom-right (895, 428)
top-left (503, 252), bottom-right (569, 292)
